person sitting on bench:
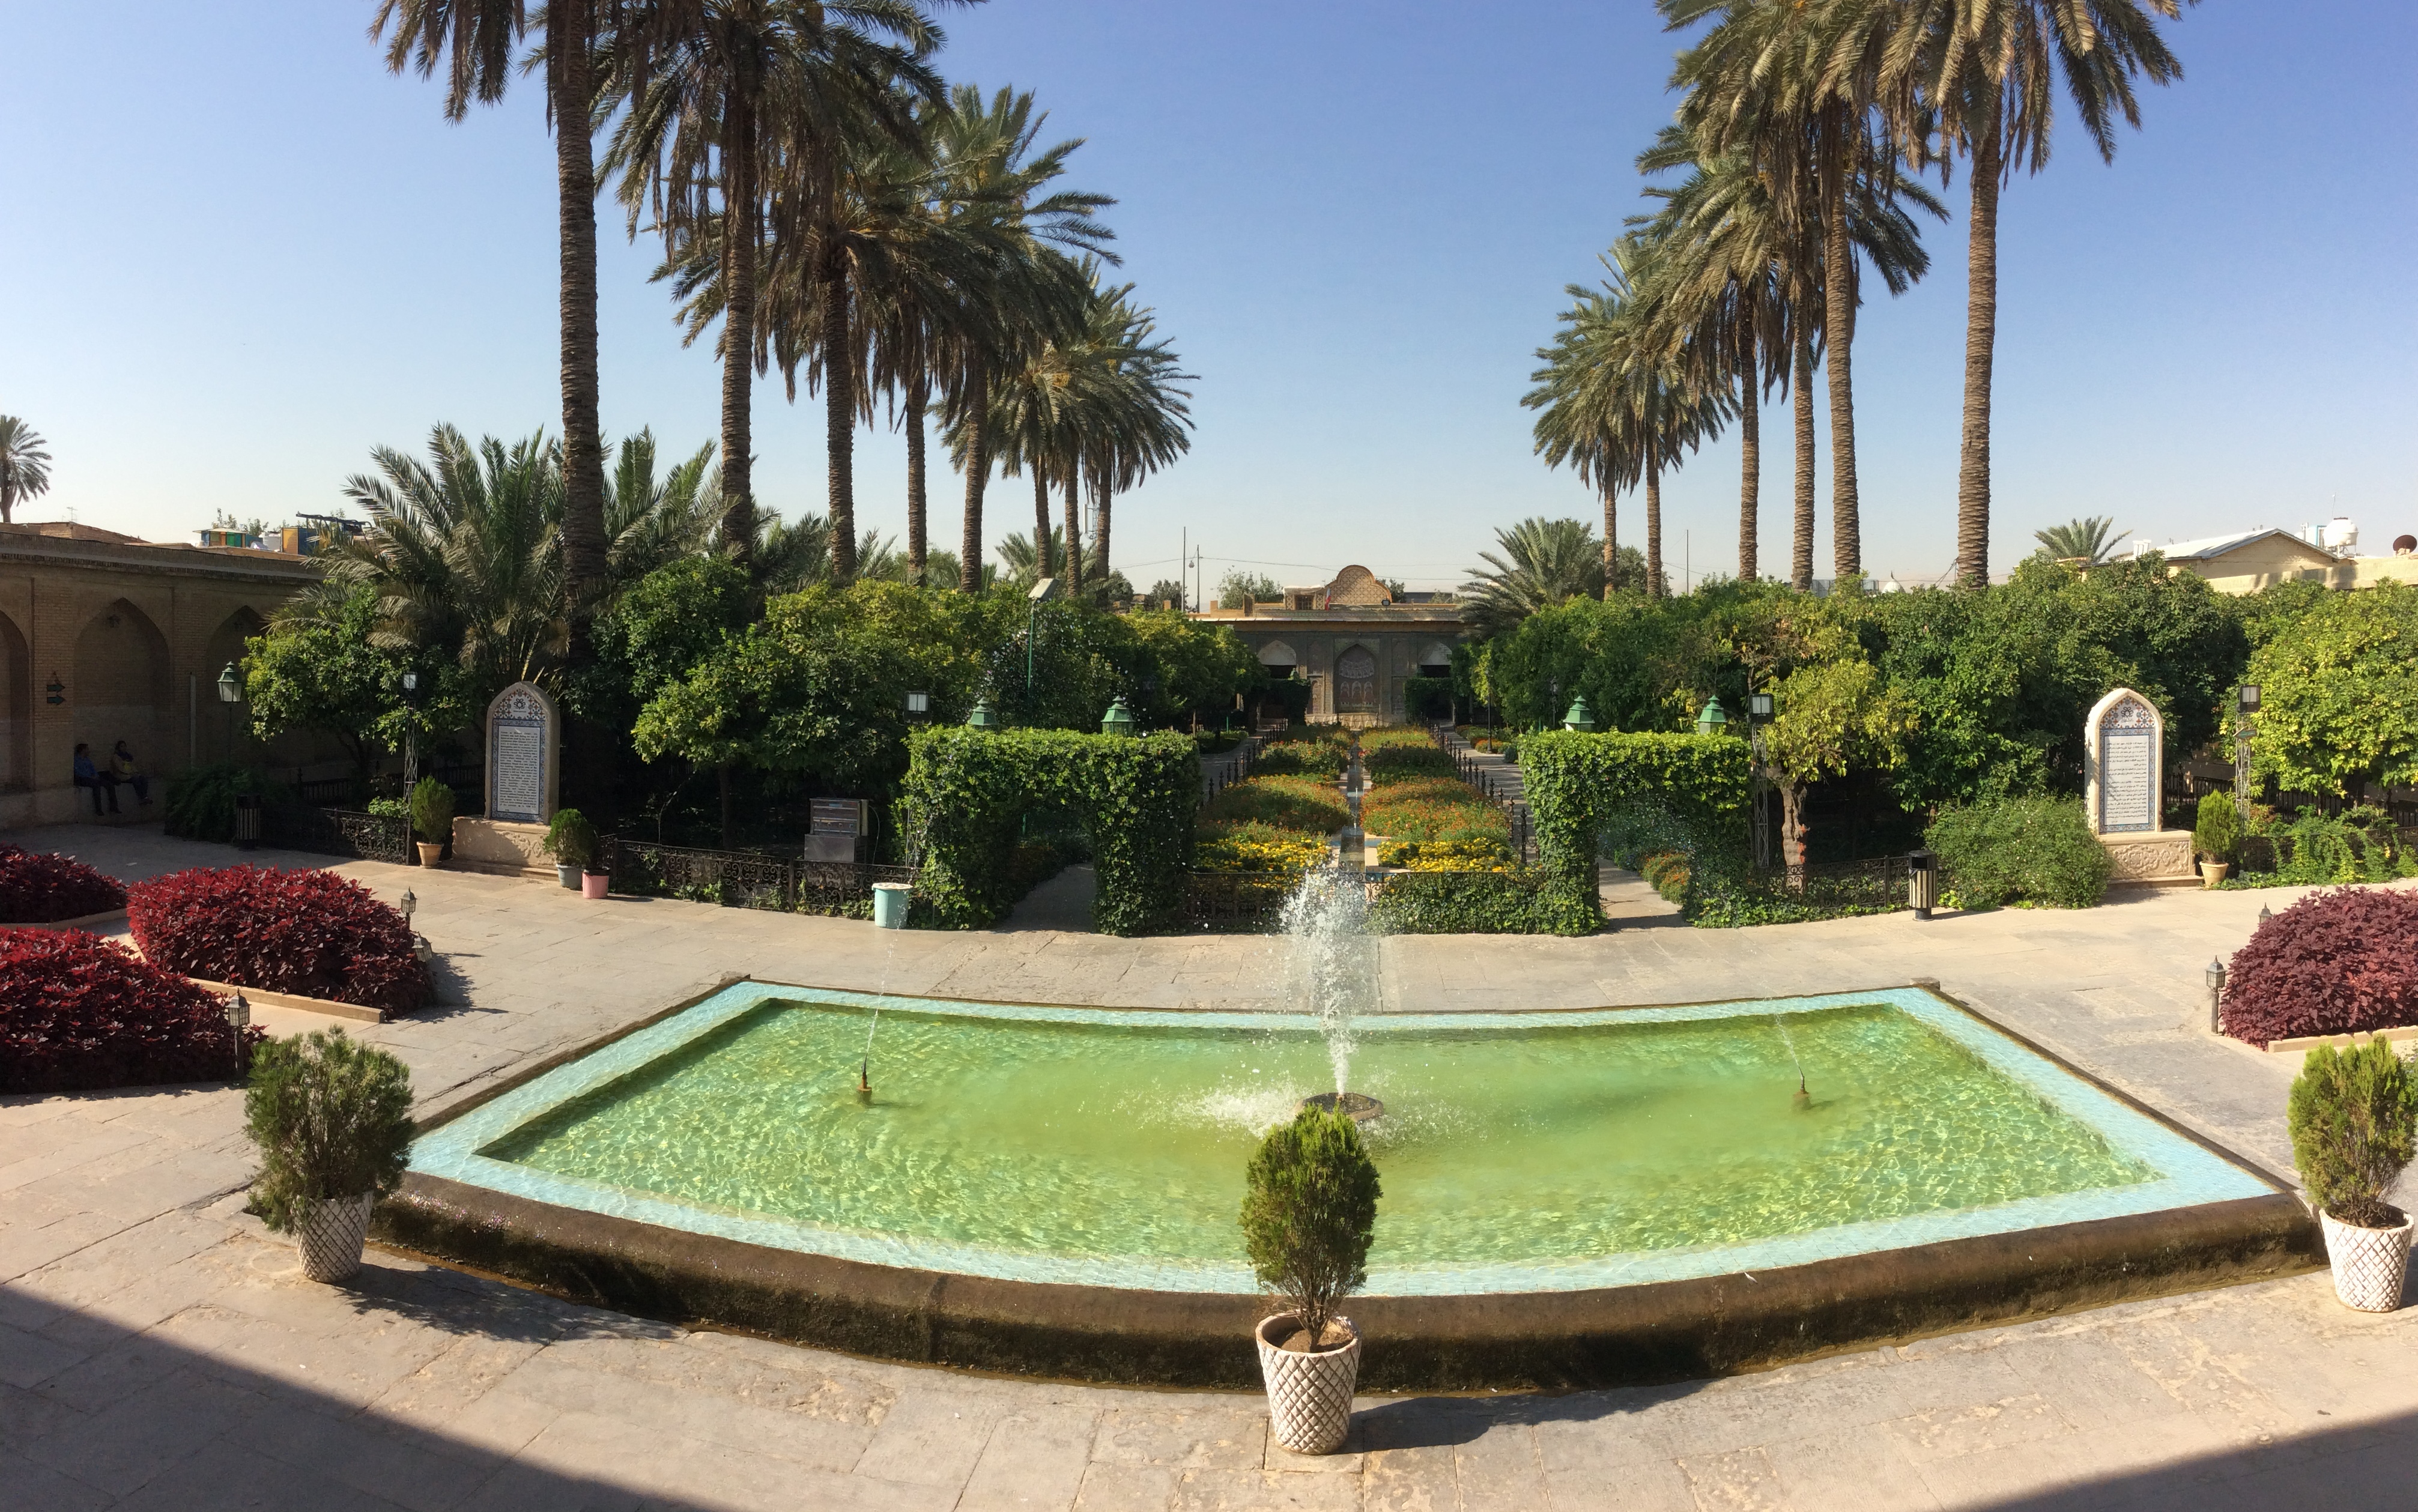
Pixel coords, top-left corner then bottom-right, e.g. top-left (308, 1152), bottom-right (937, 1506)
top-left (111, 740), bottom-right (151, 806)
top-left (73, 743), bottom-right (121, 815)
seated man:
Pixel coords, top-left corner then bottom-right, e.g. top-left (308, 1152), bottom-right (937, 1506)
top-left (111, 740), bottom-right (150, 806)
top-left (73, 743), bottom-right (121, 815)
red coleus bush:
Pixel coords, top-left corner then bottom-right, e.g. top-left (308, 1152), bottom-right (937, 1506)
top-left (129, 866), bottom-right (428, 1014)
top-left (0, 930), bottom-right (262, 1093)
top-left (0, 844), bottom-right (128, 924)
top-left (2223, 888), bottom-right (2418, 1048)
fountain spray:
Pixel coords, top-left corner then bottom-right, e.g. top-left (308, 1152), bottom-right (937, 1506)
top-left (858, 1005), bottom-right (882, 1102)
top-left (1774, 1015), bottom-right (1811, 1111)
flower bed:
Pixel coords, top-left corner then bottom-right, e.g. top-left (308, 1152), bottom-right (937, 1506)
top-left (0, 930), bottom-right (261, 1093)
top-left (129, 866), bottom-right (429, 1015)
top-left (2222, 888), bottom-right (2418, 1048)
top-left (0, 844), bottom-right (127, 924)
top-left (1199, 775), bottom-right (1350, 840)
top-left (1196, 826), bottom-right (1329, 874)
top-left (1376, 838), bottom-right (1512, 871)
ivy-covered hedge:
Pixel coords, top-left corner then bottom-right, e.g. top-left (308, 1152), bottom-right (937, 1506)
top-left (1521, 731), bottom-right (1751, 903)
top-left (902, 728), bottom-right (1198, 936)
top-left (1369, 869), bottom-right (1598, 936)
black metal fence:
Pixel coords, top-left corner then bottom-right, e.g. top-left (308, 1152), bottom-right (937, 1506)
top-left (261, 804), bottom-right (412, 865)
top-left (1715, 853), bottom-right (1924, 913)
top-left (604, 837), bottom-right (915, 916)
top-left (1180, 869), bottom-right (1298, 930)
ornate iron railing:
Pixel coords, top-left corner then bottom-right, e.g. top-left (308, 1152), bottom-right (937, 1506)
top-left (604, 838), bottom-right (914, 916)
top-left (262, 805), bottom-right (412, 865)
top-left (1179, 869), bottom-right (1298, 930)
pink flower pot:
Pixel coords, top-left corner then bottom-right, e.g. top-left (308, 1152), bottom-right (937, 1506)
top-left (581, 871), bottom-right (609, 900)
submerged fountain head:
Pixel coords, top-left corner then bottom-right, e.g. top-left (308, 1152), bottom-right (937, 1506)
top-left (1298, 1091), bottom-right (1384, 1125)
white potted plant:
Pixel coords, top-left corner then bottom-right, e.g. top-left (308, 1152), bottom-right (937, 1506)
top-left (2288, 1038), bottom-right (2418, 1311)
top-left (1240, 1106), bottom-right (1381, 1455)
top-left (243, 1027), bottom-right (416, 1283)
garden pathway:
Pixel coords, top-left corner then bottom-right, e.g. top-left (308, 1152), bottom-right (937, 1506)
top-left (7, 821), bottom-right (2413, 1510)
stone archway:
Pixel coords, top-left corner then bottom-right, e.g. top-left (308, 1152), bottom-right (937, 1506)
top-left (0, 608), bottom-right (28, 792)
top-left (73, 599), bottom-right (171, 784)
top-left (1335, 644), bottom-right (1378, 715)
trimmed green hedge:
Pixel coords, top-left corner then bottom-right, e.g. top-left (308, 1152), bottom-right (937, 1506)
top-left (1925, 796), bottom-right (2111, 910)
top-left (1369, 870), bottom-right (1598, 936)
top-left (1521, 731), bottom-right (1751, 904)
top-left (901, 728), bottom-right (1198, 936)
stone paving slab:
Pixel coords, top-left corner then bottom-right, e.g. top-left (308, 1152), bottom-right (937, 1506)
top-left (9, 821), bottom-right (2418, 1508)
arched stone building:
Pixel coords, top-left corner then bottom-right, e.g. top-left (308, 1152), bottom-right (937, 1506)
top-left (0, 523), bottom-right (320, 826)
top-left (1195, 564), bottom-right (1468, 726)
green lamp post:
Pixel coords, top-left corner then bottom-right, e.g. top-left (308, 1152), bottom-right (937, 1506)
top-left (965, 700), bottom-right (999, 731)
top-left (1562, 695), bottom-right (1598, 733)
top-left (1100, 698), bottom-right (1136, 738)
top-left (1695, 695), bottom-right (1729, 737)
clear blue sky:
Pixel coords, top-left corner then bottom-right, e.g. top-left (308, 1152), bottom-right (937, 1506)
top-left (2, 2), bottom-right (2411, 591)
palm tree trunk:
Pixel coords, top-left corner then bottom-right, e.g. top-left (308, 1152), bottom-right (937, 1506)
top-left (904, 372), bottom-right (928, 586)
top-left (718, 103), bottom-right (757, 571)
top-left (1820, 133), bottom-right (1861, 585)
top-left (1032, 467), bottom-right (1053, 578)
top-left (1601, 482), bottom-right (1618, 598)
top-left (1792, 328), bottom-right (1816, 591)
top-left (553, 0), bottom-right (608, 612)
top-left (822, 265), bottom-right (858, 581)
top-left (1737, 347), bottom-right (1759, 583)
top-left (1956, 114), bottom-right (2002, 590)
top-left (1092, 479), bottom-right (1112, 585)
top-left (959, 357), bottom-right (988, 593)
top-left (1645, 450), bottom-right (1665, 599)
top-left (1061, 472), bottom-right (1084, 594)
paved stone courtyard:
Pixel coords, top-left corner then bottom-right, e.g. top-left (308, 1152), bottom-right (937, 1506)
top-left (7, 823), bottom-right (2416, 1510)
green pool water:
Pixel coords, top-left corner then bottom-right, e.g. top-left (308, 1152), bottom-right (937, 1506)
top-left (482, 999), bottom-right (2157, 1273)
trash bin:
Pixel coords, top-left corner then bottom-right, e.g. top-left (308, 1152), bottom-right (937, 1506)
top-left (234, 794), bottom-right (264, 852)
top-left (871, 881), bottom-right (912, 930)
top-left (1907, 848), bottom-right (1938, 920)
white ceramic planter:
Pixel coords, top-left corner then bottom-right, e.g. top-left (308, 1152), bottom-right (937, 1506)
top-left (296, 1193), bottom-right (376, 1284)
top-left (556, 863), bottom-right (581, 889)
top-left (1255, 1313), bottom-right (1360, 1454)
top-left (2320, 1209), bottom-right (2413, 1312)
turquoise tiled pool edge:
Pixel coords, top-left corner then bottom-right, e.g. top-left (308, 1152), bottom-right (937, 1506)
top-left (408, 982), bottom-right (2280, 1298)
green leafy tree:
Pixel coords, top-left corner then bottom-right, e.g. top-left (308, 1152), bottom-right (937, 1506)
top-left (2246, 581), bottom-right (2418, 799)
top-left (244, 584), bottom-right (466, 790)
top-left (1760, 656), bottom-right (1915, 885)
top-left (1216, 570), bottom-right (1281, 609)
top-left (1240, 1109), bottom-right (1381, 1348)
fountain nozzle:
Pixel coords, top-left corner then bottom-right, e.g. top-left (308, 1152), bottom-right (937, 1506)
top-left (858, 1059), bottom-right (871, 1102)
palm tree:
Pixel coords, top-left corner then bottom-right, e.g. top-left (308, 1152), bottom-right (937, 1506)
top-left (1067, 280), bottom-right (1194, 584)
top-left (0, 417), bottom-right (52, 525)
top-left (923, 87), bottom-right (1116, 592)
top-left (1670, 0), bottom-right (1925, 584)
top-left (1637, 124), bottom-right (1942, 590)
top-left (1460, 518), bottom-right (1607, 636)
top-left (995, 525), bottom-right (1064, 586)
top-left (2034, 515), bottom-right (2127, 564)
top-left (604, 0), bottom-right (947, 573)
top-left (604, 431), bottom-right (720, 584)
top-left (371, 0), bottom-right (614, 610)
top-left (328, 425), bottom-right (572, 698)
top-left (1882, 0), bottom-right (2193, 587)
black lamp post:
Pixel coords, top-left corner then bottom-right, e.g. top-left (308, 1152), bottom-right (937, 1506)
top-left (1748, 689), bottom-right (1775, 872)
top-left (400, 670), bottom-right (421, 793)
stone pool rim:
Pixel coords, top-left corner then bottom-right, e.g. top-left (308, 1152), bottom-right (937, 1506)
top-left (375, 976), bottom-right (2321, 1390)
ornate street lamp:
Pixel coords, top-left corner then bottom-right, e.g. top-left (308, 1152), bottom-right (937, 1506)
top-left (965, 700), bottom-right (999, 731)
top-left (1695, 696), bottom-right (1729, 737)
top-left (1100, 698), bottom-right (1136, 738)
top-left (224, 991), bottom-right (250, 1081)
top-left (216, 664), bottom-right (243, 705)
top-left (1562, 696), bottom-right (1598, 733)
top-left (2205, 957), bottom-right (2228, 1034)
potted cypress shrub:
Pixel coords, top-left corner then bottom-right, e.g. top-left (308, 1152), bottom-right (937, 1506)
top-left (409, 777), bottom-right (453, 869)
top-left (1241, 1107), bottom-right (1381, 1454)
top-left (544, 809), bottom-right (596, 891)
top-left (2193, 791), bottom-right (2241, 888)
top-left (2288, 1038), bottom-right (2418, 1311)
top-left (244, 1028), bottom-right (415, 1283)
